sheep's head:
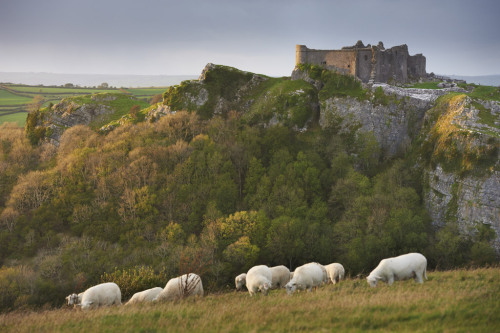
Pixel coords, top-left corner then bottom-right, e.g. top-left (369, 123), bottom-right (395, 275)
top-left (66, 293), bottom-right (79, 306)
top-left (366, 276), bottom-right (378, 288)
top-left (235, 275), bottom-right (246, 290)
top-left (285, 281), bottom-right (296, 295)
top-left (259, 282), bottom-right (271, 295)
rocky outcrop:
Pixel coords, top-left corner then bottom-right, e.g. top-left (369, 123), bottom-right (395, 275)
top-left (28, 93), bottom-right (145, 145)
top-left (46, 97), bottom-right (115, 145)
top-left (373, 83), bottom-right (466, 107)
top-left (319, 84), bottom-right (465, 156)
top-left (422, 96), bottom-right (500, 249)
top-left (163, 63), bottom-right (268, 118)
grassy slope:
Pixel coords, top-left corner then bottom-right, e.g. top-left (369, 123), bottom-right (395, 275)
top-left (1, 268), bottom-right (498, 332)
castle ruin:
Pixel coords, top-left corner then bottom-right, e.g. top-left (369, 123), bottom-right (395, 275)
top-left (295, 41), bottom-right (426, 84)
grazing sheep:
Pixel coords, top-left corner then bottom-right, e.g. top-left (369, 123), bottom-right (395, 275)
top-left (235, 273), bottom-right (247, 291)
top-left (79, 282), bottom-right (122, 310)
top-left (367, 253), bottom-right (427, 287)
top-left (154, 273), bottom-right (204, 302)
top-left (324, 263), bottom-right (345, 284)
top-left (125, 287), bottom-right (163, 305)
top-left (246, 265), bottom-right (272, 296)
top-left (269, 265), bottom-right (291, 289)
top-left (65, 292), bottom-right (83, 307)
top-left (318, 263), bottom-right (328, 285)
top-left (286, 262), bottom-right (325, 295)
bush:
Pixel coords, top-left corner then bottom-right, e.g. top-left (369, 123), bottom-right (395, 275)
top-left (100, 266), bottom-right (169, 301)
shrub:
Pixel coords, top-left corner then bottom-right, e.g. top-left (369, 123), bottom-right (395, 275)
top-left (100, 266), bottom-right (169, 301)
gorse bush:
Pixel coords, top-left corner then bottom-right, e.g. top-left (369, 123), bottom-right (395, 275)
top-left (100, 266), bottom-right (169, 300)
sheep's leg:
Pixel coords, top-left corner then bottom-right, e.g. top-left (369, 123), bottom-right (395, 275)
top-left (387, 275), bottom-right (394, 286)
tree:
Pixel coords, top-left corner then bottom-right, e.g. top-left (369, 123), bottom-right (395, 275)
top-left (27, 95), bottom-right (44, 114)
top-left (129, 105), bottom-right (141, 120)
top-left (149, 94), bottom-right (162, 105)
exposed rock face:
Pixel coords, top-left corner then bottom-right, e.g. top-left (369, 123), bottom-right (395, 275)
top-left (146, 103), bottom-right (175, 123)
top-left (426, 166), bottom-right (500, 250)
top-left (47, 97), bottom-right (116, 145)
top-left (320, 96), bottom-right (423, 156)
top-left (373, 83), bottom-right (466, 106)
top-left (164, 64), bottom-right (268, 118)
top-left (319, 84), bottom-right (466, 156)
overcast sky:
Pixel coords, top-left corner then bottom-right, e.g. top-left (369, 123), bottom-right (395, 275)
top-left (1, 0), bottom-right (499, 76)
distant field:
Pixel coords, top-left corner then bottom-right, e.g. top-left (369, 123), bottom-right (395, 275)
top-left (0, 84), bottom-right (168, 126)
top-left (6, 85), bottom-right (119, 95)
top-left (0, 268), bottom-right (498, 332)
top-left (0, 88), bottom-right (34, 105)
top-left (0, 112), bottom-right (27, 127)
top-left (125, 88), bottom-right (167, 97)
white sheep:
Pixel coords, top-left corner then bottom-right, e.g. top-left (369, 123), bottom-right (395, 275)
top-left (367, 253), bottom-right (428, 287)
top-left (318, 263), bottom-right (329, 285)
top-left (235, 273), bottom-right (247, 291)
top-left (153, 273), bottom-right (204, 302)
top-left (269, 265), bottom-right (291, 289)
top-left (125, 287), bottom-right (163, 305)
top-left (285, 262), bottom-right (325, 295)
top-left (324, 263), bottom-right (345, 284)
top-left (246, 265), bottom-right (272, 296)
top-left (79, 282), bottom-right (122, 310)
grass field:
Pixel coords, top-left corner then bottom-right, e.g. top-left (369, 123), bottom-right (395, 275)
top-left (0, 84), bottom-right (168, 127)
top-left (0, 268), bottom-right (498, 332)
top-left (0, 112), bottom-right (28, 127)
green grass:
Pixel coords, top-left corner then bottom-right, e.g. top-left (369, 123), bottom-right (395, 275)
top-left (125, 88), bottom-right (167, 97)
top-left (406, 82), bottom-right (442, 89)
top-left (6, 85), bottom-right (118, 95)
top-left (0, 112), bottom-right (27, 127)
top-left (0, 268), bottom-right (498, 332)
top-left (0, 89), bottom-right (34, 105)
top-left (466, 85), bottom-right (500, 101)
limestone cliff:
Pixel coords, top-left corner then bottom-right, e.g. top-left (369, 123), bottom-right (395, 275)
top-left (420, 95), bottom-right (500, 249)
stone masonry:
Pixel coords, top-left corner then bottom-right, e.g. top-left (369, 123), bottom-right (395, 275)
top-left (295, 41), bottom-right (426, 84)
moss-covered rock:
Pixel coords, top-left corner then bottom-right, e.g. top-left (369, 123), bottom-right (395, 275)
top-left (162, 63), bottom-right (320, 129)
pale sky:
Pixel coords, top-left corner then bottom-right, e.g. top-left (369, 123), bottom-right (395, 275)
top-left (1, 0), bottom-right (499, 76)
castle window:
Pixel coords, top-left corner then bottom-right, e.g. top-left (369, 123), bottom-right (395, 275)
top-left (364, 55), bottom-right (368, 61)
top-left (347, 65), bottom-right (350, 68)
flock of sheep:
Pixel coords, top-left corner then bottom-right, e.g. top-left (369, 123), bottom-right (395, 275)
top-left (65, 252), bottom-right (427, 310)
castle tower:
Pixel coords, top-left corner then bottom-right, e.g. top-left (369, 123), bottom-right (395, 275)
top-left (296, 45), bottom-right (308, 65)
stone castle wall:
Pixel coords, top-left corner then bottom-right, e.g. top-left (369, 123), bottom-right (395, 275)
top-left (295, 42), bottom-right (426, 83)
top-left (296, 45), bottom-right (357, 76)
